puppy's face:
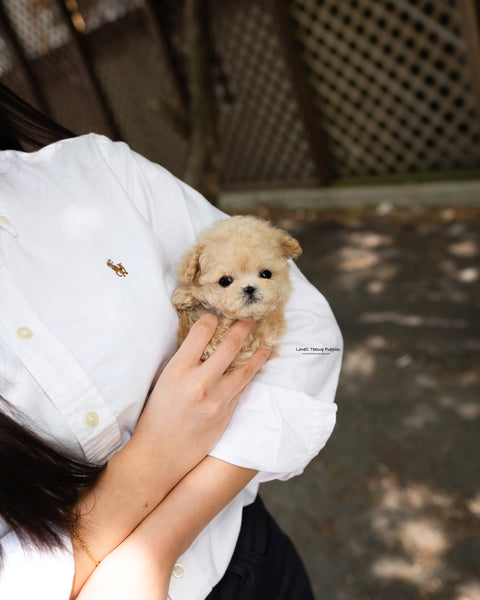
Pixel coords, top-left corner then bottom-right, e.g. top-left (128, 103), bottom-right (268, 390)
top-left (197, 244), bottom-right (290, 320)
top-left (179, 216), bottom-right (301, 320)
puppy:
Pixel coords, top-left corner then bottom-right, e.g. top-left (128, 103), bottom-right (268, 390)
top-left (172, 215), bottom-right (301, 370)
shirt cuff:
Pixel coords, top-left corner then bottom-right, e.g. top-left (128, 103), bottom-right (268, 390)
top-left (209, 380), bottom-right (337, 481)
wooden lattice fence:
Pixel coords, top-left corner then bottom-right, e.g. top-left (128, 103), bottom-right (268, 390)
top-left (0, 0), bottom-right (479, 189)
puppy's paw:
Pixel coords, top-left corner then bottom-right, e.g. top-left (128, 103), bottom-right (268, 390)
top-left (200, 317), bottom-right (234, 363)
top-left (201, 340), bottom-right (218, 362)
top-left (172, 286), bottom-right (198, 310)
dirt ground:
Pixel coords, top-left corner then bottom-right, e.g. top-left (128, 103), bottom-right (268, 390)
top-left (254, 205), bottom-right (480, 600)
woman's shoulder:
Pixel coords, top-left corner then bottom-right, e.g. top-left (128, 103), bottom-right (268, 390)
top-left (1, 132), bottom-right (111, 168)
top-left (51, 132), bottom-right (117, 159)
top-left (16, 132), bottom-right (118, 158)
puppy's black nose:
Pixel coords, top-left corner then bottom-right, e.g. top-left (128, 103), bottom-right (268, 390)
top-left (243, 285), bottom-right (256, 295)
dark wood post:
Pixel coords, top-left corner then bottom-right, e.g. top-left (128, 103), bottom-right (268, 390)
top-left (53, 0), bottom-right (120, 139)
top-left (182, 0), bottom-right (221, 205)
top-left (271, 0), bottom-right (332, 185)
top-left (459, 0), bottom-right (480, 116)
top-left (143, 0), bottom-right (189, 113)
top-left (0, 0), bottom-right (50, 114)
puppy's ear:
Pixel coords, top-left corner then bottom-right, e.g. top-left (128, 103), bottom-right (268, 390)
top-left (277, 230), bottom-right (302, 260)
top-left (178, 244), bottom-right (202, 283)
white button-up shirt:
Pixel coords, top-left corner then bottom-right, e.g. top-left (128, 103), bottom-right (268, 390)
top-left (0, 134), bottom-right (342, 599)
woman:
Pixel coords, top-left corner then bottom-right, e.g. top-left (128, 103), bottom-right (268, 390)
top-left (0, 83), bottom-right (342, 599)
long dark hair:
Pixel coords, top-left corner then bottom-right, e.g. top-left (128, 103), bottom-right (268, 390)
top-left (0, 398), bottom-right (103, 556)
top-left (0, 84), bottom-right (104, 561)
top-left (0, 82), bottom-right (74, 151)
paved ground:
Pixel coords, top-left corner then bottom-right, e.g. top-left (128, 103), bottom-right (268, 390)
top-left (253, 205), bottom-right (480, 600)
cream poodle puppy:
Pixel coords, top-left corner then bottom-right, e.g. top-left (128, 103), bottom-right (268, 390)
top-left (172, 215), bottom-right (301, 370)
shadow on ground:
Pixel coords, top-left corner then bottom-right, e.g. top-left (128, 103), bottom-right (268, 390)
top-left (255, 205), bottom-right (480, 600)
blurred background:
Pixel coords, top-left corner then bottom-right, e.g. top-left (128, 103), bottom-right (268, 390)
top-left (1, 1), bottom-right (478, 598)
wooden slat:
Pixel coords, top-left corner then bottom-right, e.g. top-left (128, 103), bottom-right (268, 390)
top-left (52, 0), bottom-right (120, 139)
top-left (0, 0), bottom-right (50, 113)
top-left (271, 0), bottom-right (331, 185)
top-left (458, 0), bottom-right (480, 115)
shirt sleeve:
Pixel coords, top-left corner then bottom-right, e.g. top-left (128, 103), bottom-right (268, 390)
top-left (94, 134), bottom-right (342, 481)
top-left (0, 530), bottom-right (74, 600)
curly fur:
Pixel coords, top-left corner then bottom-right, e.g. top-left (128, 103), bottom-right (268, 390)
top-left (172, 215), bottom-right (301, 370)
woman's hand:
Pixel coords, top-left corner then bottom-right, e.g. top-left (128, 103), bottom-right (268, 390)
top-left (71, 315), bottom-right (269, 598)
top-left (132, 314), bottom-right (270, 479)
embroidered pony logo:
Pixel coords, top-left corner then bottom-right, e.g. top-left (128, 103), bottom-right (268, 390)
top-left (107, 259), bottom-right (128, 277)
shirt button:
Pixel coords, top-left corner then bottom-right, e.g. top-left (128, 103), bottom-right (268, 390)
top-left (17, 327), bottom-right (33, 340)
top-left (172, 563), bottom-right (185, 578)
top-left (0, 215), bottom-right (10, 225)
top-left (85, 411), bottom-right (99, 428)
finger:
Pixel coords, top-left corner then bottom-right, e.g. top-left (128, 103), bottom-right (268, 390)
top-left (174, 314), bottom-right (219, 364)
top-left (203, 320), bottom-right (256, 375)
top-left (221, 346), bottom-right (272, 398)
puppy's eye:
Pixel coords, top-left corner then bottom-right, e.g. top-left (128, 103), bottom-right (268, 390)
top-left (219, 276), bottom-right (233, 287)
top-left (259, 270), bottom-right (272, 279)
